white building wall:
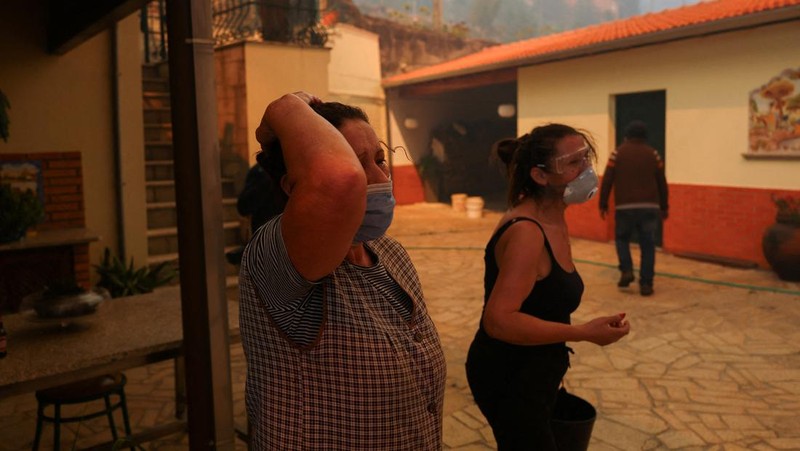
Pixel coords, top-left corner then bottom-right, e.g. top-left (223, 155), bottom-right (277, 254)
top-left (518, 21), bottom-right (799, 190)
top-left (327, 23), bottom-right (387, 142)
top-left (243, 42), bottom-right (331, 161)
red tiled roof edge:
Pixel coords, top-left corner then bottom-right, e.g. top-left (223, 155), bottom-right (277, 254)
top-left (383, 0), bottom-right (800, 87)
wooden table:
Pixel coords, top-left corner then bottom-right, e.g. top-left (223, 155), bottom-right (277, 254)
top-left (0, 286), bottom-right (241, 447)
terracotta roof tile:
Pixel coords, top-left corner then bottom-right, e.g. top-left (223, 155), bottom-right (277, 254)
top-left (384, 0), bottom-right (800, 86)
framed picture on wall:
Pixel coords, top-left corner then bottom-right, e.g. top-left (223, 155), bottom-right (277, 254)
top-left (0, 160), bottom-right (43, 201)
top-left (746, 68), bottom-right (800, 159)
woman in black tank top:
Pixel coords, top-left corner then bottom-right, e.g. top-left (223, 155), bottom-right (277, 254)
top-left (465, 124), bottom-right (631, 450)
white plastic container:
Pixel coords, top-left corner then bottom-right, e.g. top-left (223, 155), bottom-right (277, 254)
top-left (465, 196), bottom-right (484, 219)
top-left (451, 193), bottom-right (468, 212)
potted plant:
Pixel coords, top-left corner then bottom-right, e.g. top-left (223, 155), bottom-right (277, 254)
top-left (94, 248), bottom-right (177, 298)
top-left (0, 184), bottom-right (44, 244)
top-left (762, 194), bottom-right (800, 281)
top-left (20, 279), bottom-right (108, 319)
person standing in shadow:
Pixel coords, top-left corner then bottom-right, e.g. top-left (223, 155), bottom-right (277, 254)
top-left (599, 121), bottom-right (669, 296)
top-left (226, 164), bottom-right (287, 265)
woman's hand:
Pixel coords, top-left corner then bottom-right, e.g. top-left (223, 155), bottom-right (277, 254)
top-left (578, 313), bottom-right (630, 346)
top-left (256, 91), bottom-right (322, 148)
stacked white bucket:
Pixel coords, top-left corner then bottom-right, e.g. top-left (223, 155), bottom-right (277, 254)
top-left (451, 193), bottom-right (484, 219)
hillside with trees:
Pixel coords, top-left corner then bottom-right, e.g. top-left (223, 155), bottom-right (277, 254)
top-left (351, 0), bottom-right (703, 43)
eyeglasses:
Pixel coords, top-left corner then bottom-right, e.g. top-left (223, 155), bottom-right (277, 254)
top-left (539, 144), bottom-right (592, 174)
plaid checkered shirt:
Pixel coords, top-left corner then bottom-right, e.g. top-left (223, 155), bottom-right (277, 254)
top-left (240, 217), bottom-right (446, 450)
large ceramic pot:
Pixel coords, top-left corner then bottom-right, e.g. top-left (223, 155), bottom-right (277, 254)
top-left (762, 214), bottom-right (800, 281)
top-left (21, 287), bottom-right (109, 318)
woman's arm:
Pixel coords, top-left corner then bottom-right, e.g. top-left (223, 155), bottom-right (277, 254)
top-left (257, 93), bottom-right (367, 281)
top-left (482, 222), bottom-right (629, 346)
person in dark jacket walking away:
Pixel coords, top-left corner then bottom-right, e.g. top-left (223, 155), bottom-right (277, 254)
top-left (599, 121), bottom-right (669, 296)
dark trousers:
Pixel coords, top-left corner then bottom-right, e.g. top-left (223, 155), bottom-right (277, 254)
top-left (614, 208), bottom-right (660, 285)
top-left (466, 338), bottom-right (569, 450)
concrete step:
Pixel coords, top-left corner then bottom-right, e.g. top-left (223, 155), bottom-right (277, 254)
top-left (143, 106), bottom-right (171, 124)
top-left (144, 123), bottom-right (173, 142)
top-left (142, 76), bottom-right (169, 93)
top-left (143, 91), bottom-right (170, 109)
top-left (142, 63), bottom-right (169, 80)
top-left (145, 179), bottom-right (237, 203)
top-left (147, 245), bottom-right (243, 278)
top-left (145, 141), bottom-right (173, 161)
top-left (147, 221), bottom-right (242, 256)
top-left (145, 160), bottom-right (174, 182)
top-left (147, 198), bottom-right (238, 229)
top-left (146, 180), bottom-right (176, 203)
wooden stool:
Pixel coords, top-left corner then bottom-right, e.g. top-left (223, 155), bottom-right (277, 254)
top-left (32, 373), bottom-right (132, 450)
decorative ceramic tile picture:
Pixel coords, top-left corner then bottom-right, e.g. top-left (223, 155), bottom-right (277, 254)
top-left (748, 67), bottom-right (800, 157)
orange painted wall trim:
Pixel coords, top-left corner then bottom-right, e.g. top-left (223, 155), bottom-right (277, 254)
top-left (566, 182), bottom-right (799, 268)
top-left (393, 165), bottom-right (796, 268)
top-left (392, 164), bottom-right (426, 205)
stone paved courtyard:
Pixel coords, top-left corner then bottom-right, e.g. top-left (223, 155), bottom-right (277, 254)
top-left (1, 203), bottom-right (799, 450)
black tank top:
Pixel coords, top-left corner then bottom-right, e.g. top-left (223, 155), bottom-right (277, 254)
top-left (475, 217), bottom-right (584, 350)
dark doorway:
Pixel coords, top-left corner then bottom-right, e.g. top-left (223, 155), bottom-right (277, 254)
top-left (614, 90), bottom-right (666, 246)
top-left (615, 90), bottom-right (666, 157)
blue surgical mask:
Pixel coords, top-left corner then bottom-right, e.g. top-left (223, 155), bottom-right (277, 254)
top-left (353, 181), bottom-right (395, 243)
top-left (563, 166), bottom-right (599, 204)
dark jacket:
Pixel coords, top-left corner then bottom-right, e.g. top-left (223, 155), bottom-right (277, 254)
top-left (236, 165), bottom-right (285, 232)
top-left (599, 139), bottom-right (668, 212)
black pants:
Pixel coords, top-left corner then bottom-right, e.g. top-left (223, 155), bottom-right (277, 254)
top-left (466, 338), bottom-right (569, 451)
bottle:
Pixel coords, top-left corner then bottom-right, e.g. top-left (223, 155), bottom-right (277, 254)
top-left (0, 316), bottom-right (6, 358)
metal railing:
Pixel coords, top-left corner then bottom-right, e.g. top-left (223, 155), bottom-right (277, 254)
top-left (141, 0), bottom-right (167, 64)
top-left (141, 0), bottom-right (328, 64)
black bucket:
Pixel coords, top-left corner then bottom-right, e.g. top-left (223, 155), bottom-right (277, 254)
top-left (551, 388), bottom-right (596, 451)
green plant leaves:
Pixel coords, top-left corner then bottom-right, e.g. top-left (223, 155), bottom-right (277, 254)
top-left (94, 247), bottom-right (177, 298)
top-left (0, 184), bottom-right (44, 243)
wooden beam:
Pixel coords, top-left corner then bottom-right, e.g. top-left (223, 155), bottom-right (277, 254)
top-left (166, 0), bottom-right (236, 449)
top-left (397, 68), bottom-right (517, 98)
top-left (48, 0), bottom-right (148, 55)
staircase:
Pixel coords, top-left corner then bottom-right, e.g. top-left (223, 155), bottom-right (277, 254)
top-left (141, 63), bottom-right (242, 288)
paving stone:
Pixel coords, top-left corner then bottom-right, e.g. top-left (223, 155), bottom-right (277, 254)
top-left (604, 412), bottom-right (668, 434)
top-left (722, 414), bottom-right (764, 430)
top-left (658, 429), bottom-right (705, 448)
top-left (766, 438), bottom-right (800, 449)
top-left (442, 415), bottom-right (483, 448)
top-left (633, 362), bottom-right (668, 376)
top-left (592, 417), bottom-right (652, 450)
top-left (4, 203), bottom-right (800, 450)
top-left (698, 412), bottom-right (727, 429)
top-left (580, 376), bottom-right (640, 390)
top-left (649, 344), bottom-right (690, 364)
top-left (687, 421), bottom-right (724, 444)
top-left (722, 443), bottom-right (756, 450)
top-left (600, 389), bottom-right (652, 407)
top-left (452, 410), bottom-right (485, 430)
top-left (628, 336), bottom-right (668, 352)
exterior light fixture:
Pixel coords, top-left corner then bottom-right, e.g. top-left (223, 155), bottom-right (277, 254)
top-left (497, 104), bottom-right (516, 118)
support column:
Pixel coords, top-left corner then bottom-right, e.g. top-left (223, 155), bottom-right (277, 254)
top-left (165, 0), bottom-right (235, 449)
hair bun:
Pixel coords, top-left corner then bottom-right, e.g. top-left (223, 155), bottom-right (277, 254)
top-left (493, 138), bottom-right (519, 166)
